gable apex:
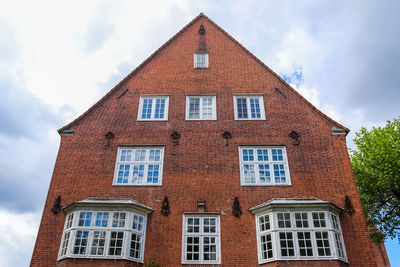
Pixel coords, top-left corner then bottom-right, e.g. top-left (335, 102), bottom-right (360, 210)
top-left (58, 13), bottom-right (349, 134)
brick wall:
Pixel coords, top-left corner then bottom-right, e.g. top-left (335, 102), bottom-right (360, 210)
top-left (31, 16), bottom-right (379, 266)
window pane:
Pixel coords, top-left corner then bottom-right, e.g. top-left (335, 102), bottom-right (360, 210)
top-left (273, 164), bottom-right (286, 183)
top-left (187, 218), bottom-right (200, 233)
top-left (259, 214), bottom-right (270, 232)
top-left (260, 233), bottom-right (273, 259)
top-left (312, 212), bottom-right (326, 228)
top-left (147, 164), bottom-right (159, 183)
top-left (130, 233), bottom-right (142, 259)
top-left (279, 232), bottom-right (294, 257)
top-left (331, 214), bottom-right (339, 230)
top-left (203, 236), bottom-right (217, 261)
top-left (60, 232), bottom-right (70, 256)
top-left (295, 212), bottom-right (309, 228)
top-left (202, 98), bottom-right (213, 119)
top-left (112, 212), bottom-right (126, 228)
top-left (237, 98), bottom-right (248, 118)
top-left (149, 149), bottom-right (161, 161)
top-left (243, 164), bottom-right (256, 184)
top-left (154, 99), bottom-right (165, 119)
top-left (315, 231), bottom-right (331, 256)
top-left (90, 231), bottom-right (106, 256)
top-left (272, 149), bottom-right (283, 161)
top-left (334, 232), bottom-right (345, 259)
top-left (133, 215), bottom-right (144, 232)
top-left (259, 164), bottom-right (271, 183)
top-left (297, 232), bottom-right (313, 256)
top-left (78, 212), bottom-right (92, 227)
top-left (95, 212), bottom-right (109, 227)
top-left (277, 213), bottom-right (291, 228)
top-left (117, 164), bottom-right (130, 184)
top-left (186, 236), bottom-right (200, 261)
top-left (242, 149), bottom-right (254, 161)
top-left (120, 149), bottom-right (132, 161)
top-left (195, 53), bottom-right (207, 68)
top-left (189, 98), bottom-right (200, 119)
top-left (134, 149), bottom-right (146, 161)
top-left (66, 213), bottom-right (74, 229)
top-left (257, 149), bottom-right (268, 161)
top-left (141, 99), bottom-right (153, 119)
top-left (203, 218), bottom-right (216, 233)
top-left (108, 231), bottom-right (124, 256)
top-left (73, 230), bottom-right (89, 255)
top-left (132, 165), bottom-right (145, 184)
top-left (249, 98), bottom-right (261, 118)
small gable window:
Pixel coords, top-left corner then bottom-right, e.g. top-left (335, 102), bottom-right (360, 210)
top-left (137, 96), bottom-right (169, 121)
top-left (233, 95), bottom-right (265, 120)
top-left (194, 53), bottom-right (208, 69)
top-left (186, 96), bottom-right (217, 120)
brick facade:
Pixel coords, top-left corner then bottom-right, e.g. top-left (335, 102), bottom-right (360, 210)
top-left (31, 14), bottom-right (383, 266)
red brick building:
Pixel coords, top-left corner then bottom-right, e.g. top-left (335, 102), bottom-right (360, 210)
top-left (31, 14), bottom-right (386, 266)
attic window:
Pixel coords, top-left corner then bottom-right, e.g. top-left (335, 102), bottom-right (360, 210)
top-left (194, 53), bottom-right (208, 69)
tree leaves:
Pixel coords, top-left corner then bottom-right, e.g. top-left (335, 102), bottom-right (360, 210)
top-left (350, 117), bottom-right (400, 243)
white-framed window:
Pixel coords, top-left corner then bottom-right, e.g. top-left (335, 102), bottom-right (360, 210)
top-left (233, 95), bottom-right (265, 120)
top-left (58, 210), bottom-right (147, 263)
top-left (255, 209), bottom-right (347, 264)
top-left (239, 146), bottom-right (290, 186)
top-left (137, 96), bottom-right (169, 121)
top-left (194, 53), bottom-right (209, 68)
top-left (182, 215), bottom-right (221, 264)
top-left (185, 96), bottom-right (217, 120)
top-left (113, 147), bottom-right (164, 186)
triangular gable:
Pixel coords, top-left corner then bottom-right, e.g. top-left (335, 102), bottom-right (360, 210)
top-left (59, 13), bottom-right (349, 134)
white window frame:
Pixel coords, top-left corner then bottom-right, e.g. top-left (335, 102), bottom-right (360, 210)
top-left (137, 95), bottom-right (169, 121)
top-left (239, 146), bottom-right (291, 186)
top-left (185, 95), bottom-right (217, 120)
top-left (113, 146), bottom-right (164, 186)
top-left (194, 53), bottom-right (209, 69)
top-left (255, 209), bottom-right (347, 264)
top-left (233, 95), bottom-right (265, 120)
top-left (181, 215), bottom-right (221, 264)
top-left (58, 210), bottom-right (147, 263)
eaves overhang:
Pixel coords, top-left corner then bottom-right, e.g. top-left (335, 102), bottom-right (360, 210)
top-left (249, 198), bottom-right (343, 214)
top-left (63, 197), bottom-right (154, 215)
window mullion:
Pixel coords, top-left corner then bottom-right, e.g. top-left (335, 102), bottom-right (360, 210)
top-left (199, 235), bottom-right (204, 263)
top-left (105, 230), bottom-right (111, 257)
top-left (246, 97), bottom-right (251, 118)
top-left (129, 163), bottom-right (133, 184)
top-left (292, 229), bottom-right (300, 259)
top-left (311, 229), bottom-right (317, 259)
top-left (150, 98), bottom-right (156, 119)
top-left (144, 163), bottom-right (148, 185)
top-left (199, 98), bottom-right (203, 120)
top-left (66, 230), bottom-right (73, 257)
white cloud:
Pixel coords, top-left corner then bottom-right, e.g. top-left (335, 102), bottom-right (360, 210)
top-left (0, 209), bottom-right (41, 267)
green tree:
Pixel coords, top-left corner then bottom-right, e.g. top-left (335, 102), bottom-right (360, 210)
top-left (350, 117), bottom-right (400, 243)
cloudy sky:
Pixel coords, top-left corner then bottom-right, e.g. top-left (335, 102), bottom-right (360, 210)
top-left (0, 0), bottom-right (399, 266)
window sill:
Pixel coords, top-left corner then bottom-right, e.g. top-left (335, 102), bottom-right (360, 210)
top-left (240, 184), bottom-right (292, 186)
top-left (259, 258), bottom-right (348, 265)
top-left (136, 119), bottom-right (168, 121)
top-left (57, 256), bottom-right (143, 263)
top-left (112, 184), bottom-right (163, 187)
top-left (185, 119), bottom-right (217, 121)
top-left (234, 118), bottom-right (266, 121)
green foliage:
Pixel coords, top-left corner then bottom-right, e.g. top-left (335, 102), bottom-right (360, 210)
top-left (144, 260), bottom-right (161, 267)
top-left (350, 117), bottom-right (400, 243)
